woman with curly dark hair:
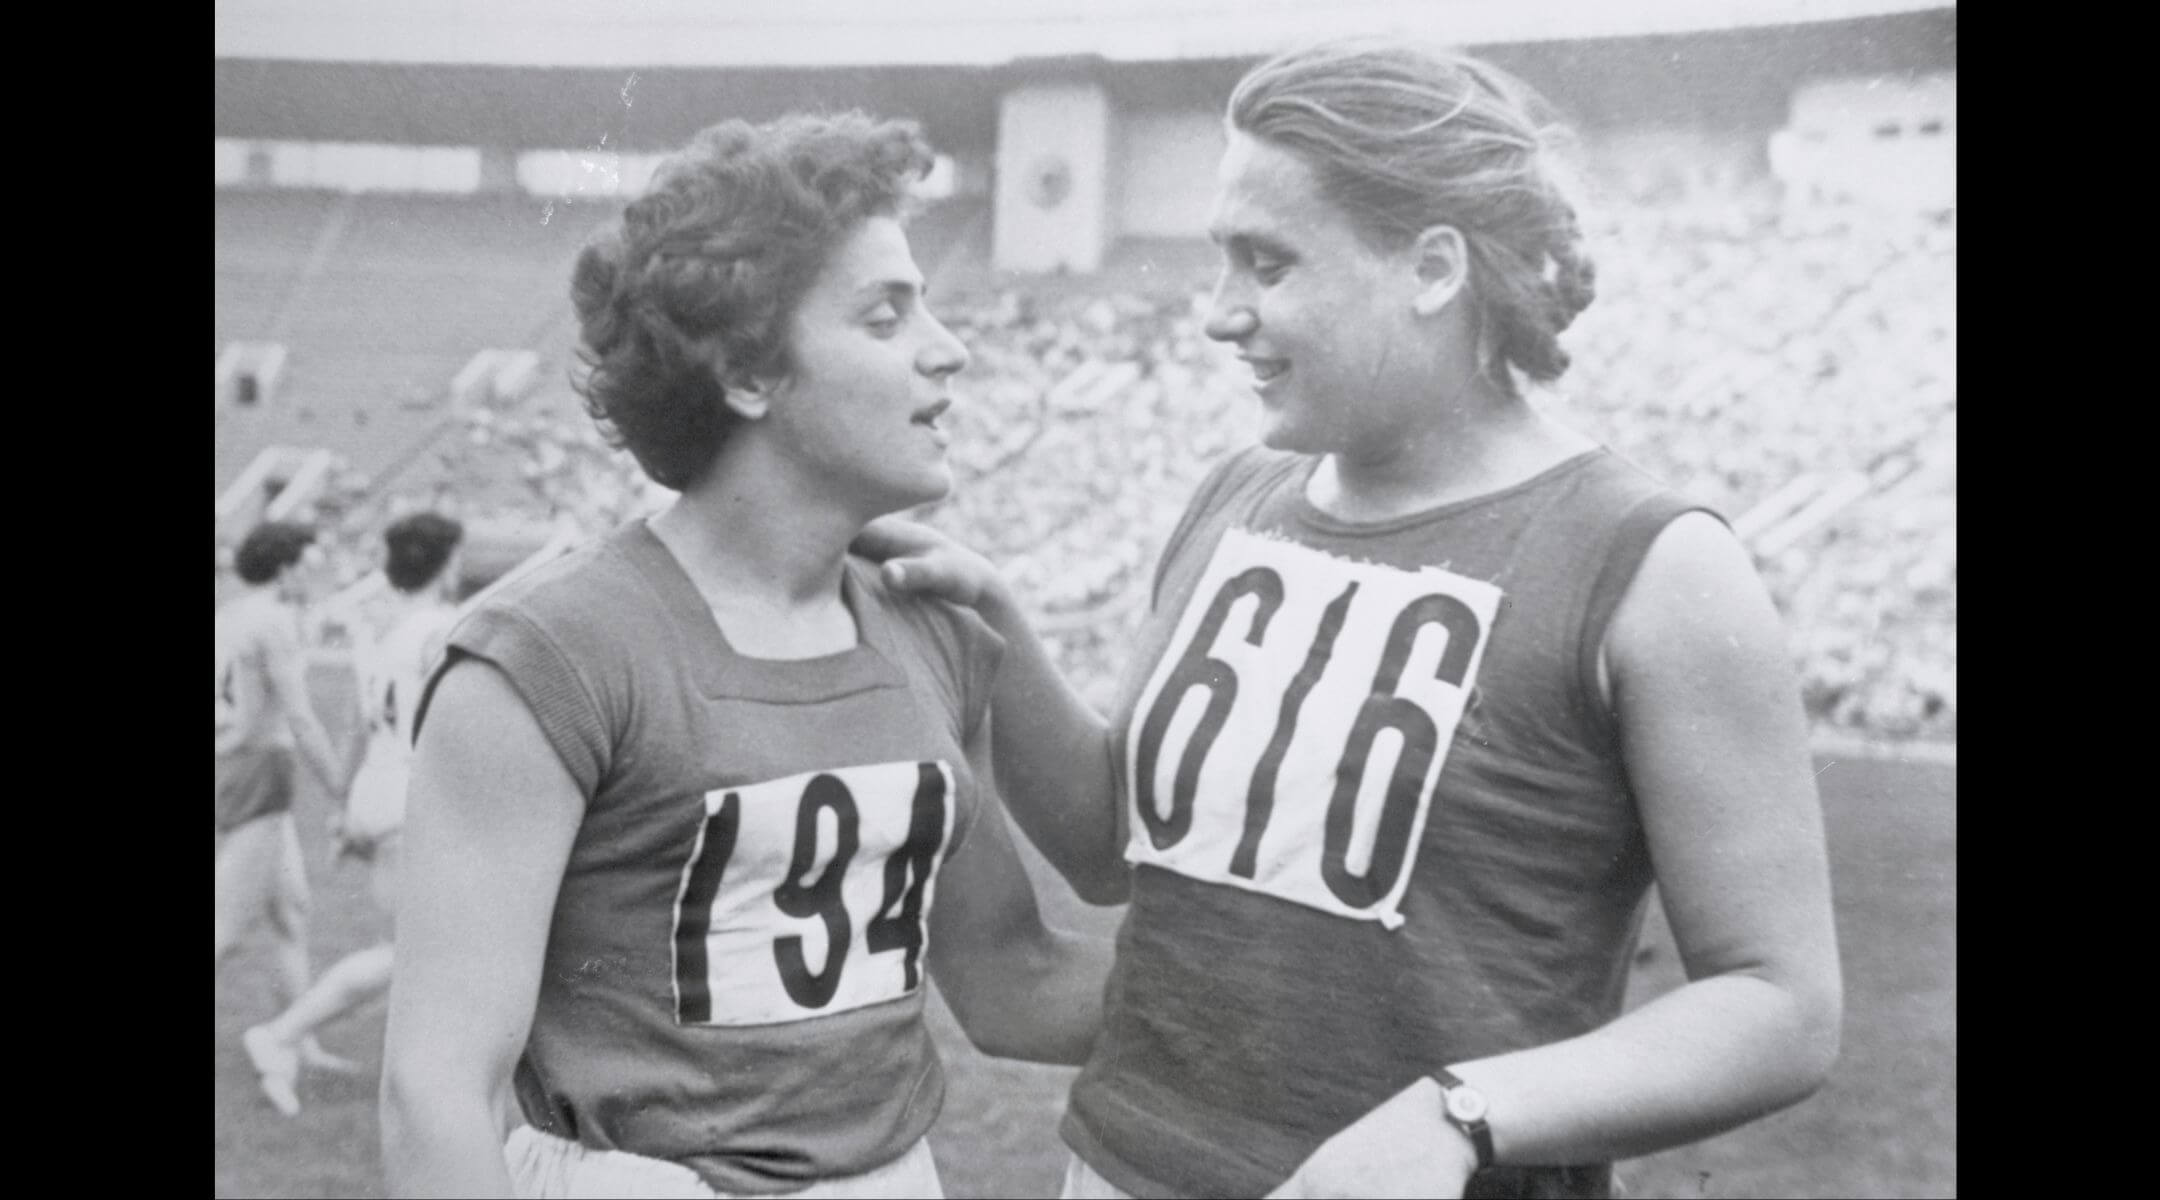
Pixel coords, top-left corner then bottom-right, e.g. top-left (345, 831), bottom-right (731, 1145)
top-left (865, 38), bottom-right (1842, 1200)
top-left (380, 113), bottom-right (1108, 1199)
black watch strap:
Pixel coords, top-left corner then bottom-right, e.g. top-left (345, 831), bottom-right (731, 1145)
top-left (1432, 1068), bottom-right (1495, 1170)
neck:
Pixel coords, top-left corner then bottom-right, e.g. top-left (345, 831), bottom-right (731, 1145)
top-left (1309, 376), bottom-right (1593, 522)
top-left (649, 443), bottom-right (864, 612)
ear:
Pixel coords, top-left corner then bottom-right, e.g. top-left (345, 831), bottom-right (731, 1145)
top-left (1408, 224), bottom-right (1470, 317)
top-left (719, 372), bottom-right (778, 421)
top-left (708, 339), bottom-right (784, 421)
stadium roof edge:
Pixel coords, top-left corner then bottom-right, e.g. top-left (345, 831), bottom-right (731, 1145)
top-left (214, 0), bottom-right (1954, 68)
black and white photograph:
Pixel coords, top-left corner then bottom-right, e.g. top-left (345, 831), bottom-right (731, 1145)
top-left (214, 2), bottom-right (1956, 1196)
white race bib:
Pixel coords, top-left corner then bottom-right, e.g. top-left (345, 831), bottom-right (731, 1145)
top-left (670, 759), bottom-right (955, 1026)
top-left (1125, 529), bottom-right (1502, 929)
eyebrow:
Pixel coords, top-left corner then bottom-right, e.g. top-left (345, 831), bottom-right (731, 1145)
top-left (853, 279), bottom-right (925, 305)
top-left (1209, 229), bottom-right (1297, 261)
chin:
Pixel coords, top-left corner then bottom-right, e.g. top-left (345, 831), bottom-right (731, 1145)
top-left (874, 470), bottom-right (953, 516)
top-left (1258, 417), bottom-right (1325, 456)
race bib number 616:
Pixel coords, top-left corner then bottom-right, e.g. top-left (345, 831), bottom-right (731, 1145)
top-left (1126, 530), bottom-right (1502, 929)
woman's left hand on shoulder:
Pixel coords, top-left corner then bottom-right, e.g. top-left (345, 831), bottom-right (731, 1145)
top-left (852, 516), bottom-right (1001, 608)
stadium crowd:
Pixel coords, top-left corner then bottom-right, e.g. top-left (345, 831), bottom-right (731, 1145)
top-left (256, 200), bottom-right (1955, 741)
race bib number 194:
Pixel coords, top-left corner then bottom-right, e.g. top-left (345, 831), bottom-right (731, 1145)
top-left (672, 760), bottom-right (953, 1027)
top-left (1126, 530), bottom-right (1502, 929)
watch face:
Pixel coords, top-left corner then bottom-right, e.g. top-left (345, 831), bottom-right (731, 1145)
top-left (1445, 1087), bottom-right (1489, 1123)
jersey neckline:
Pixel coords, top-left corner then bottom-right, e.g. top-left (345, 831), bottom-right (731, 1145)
top-left (614, 520), bottom-right (910, 704)
top-left (1289, 447), bottom-right (1609, 538)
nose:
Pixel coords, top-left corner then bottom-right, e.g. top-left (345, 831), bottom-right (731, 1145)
top-left (1203, 272), bottom-right (1257, 344)
top-left (917, 308), bottom-right (970, 379)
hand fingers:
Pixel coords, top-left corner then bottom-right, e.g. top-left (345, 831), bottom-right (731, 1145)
top-left (851, 517), bottom-right (942, 561)
top-left (850, 527), bottom-right (902, 561)
top-left (880, 556), bottom-right (976, 603)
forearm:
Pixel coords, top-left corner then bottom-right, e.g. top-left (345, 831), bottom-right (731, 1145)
top-left (1452, 971), bottom-right (1841, 1166)
top-left (382, 659), bottom-right (580, 1197)
top-left (978, 586), bottom-right (1127, 902)
top-left (954, 926), bottom-right (1113, 1066)
top-left (1455, 515), bottom-right (1849, 1166)
top-left (380, 1068), bottom-right (518, 1198)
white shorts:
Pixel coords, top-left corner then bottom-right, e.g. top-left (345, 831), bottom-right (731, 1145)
top-left (504, 1126), bottom-right (945, 1200)
top-left (343, 739), bottom-right (410, 843)
top-left (1059, 1154), bottom-right (1138, 1200)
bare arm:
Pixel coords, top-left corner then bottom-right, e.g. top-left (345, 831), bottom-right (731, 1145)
top-left (924, 712), bottom-right (1115, 1064)
top-left (1275, 514), bottom-right (1842, 1197)
top-left (857, 519), bottom-right (1128, 903)
top-left (1452, 513), bottom-right (1841, 1155)
top-left (380, 660), bottom-right (584, 1198)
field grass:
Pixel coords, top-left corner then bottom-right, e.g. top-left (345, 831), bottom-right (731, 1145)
top-left (215, 679), bottom-right (1953, 1198)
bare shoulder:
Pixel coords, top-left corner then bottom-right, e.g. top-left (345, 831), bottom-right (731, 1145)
top-left (420, 653), bottom-right (537, 739)
top-left (219, 591), bottom-right (290, 650)
top-left (462, 537), bottom-right (652, 658)
top-left (1604, 511), bottom-right (1792, 700)
top-left (1617, 512), bottom-right (1774, 634)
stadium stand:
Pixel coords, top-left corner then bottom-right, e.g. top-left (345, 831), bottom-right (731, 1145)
top-left (246, 192), bottom-right (1948, 738)
top-left (214, 191), bottom-right (343, 348)
top-left (214, 70), bottom-right (1953, 742)
top-left (213, 191), bottom-right (617, 498)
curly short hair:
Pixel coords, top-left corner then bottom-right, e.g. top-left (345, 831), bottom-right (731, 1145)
top-left (569, 112), bottom-right (936, 490)
top-left (1229, 38), bottom-right (1597, 390)
top-left (234, 521), bottom-right (316, 586)
top-left (382, 512), bottom-right (464, 593)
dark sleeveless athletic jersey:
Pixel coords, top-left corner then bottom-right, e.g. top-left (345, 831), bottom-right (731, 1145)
top-left (418, 521), bottom-right (1003, 1196)
top-left (1062, 446), bottom-right (1714, 1200)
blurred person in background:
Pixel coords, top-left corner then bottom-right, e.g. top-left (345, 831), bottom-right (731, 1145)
top-left (381, 112), bottom-right (1109, 1199)
top-left (215, 520), bottom-right (361, 1079)
top-left (242, 511), bottom-right (465, 1117)
top-left (865, 36), bottom-right (1842, 1200)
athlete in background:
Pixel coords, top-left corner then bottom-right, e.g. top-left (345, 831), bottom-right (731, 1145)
top-left (243, 512), bottom-right (465, 1117)
top-left (216, 520), bottom-right (360, 1077)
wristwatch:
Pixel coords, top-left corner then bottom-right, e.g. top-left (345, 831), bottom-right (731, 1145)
top-left (1432, 1068), bottom-right (1495, 1170)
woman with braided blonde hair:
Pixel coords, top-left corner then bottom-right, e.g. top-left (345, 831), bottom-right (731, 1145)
top-left (864, 36), bottom-right (1842, 1199)
top-left (379, 112), bottom-right (1110, 1199)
